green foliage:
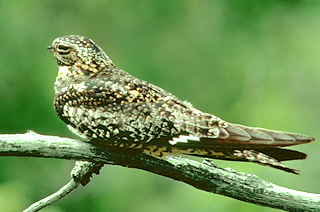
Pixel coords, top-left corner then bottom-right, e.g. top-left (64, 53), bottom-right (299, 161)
top-left (0, 1), bottom-right (319, 211)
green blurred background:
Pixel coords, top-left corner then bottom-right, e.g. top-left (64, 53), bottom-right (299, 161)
top-left (0, 0), bottom-right (319, 211)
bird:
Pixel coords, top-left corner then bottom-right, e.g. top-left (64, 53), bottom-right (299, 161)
top-left (48, 35), bottom-right (314, 174)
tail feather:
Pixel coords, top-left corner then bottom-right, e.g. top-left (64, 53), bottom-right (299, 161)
top-left (257, 148), bottom-right (307, 161)
top-left (180, 147), bottom-right (306, 174)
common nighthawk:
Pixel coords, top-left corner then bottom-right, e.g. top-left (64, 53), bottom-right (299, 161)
top-left (48, 35), bottom-right (314, 174)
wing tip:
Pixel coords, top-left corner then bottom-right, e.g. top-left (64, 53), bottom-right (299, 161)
top-left (225, 123), bottom-right (315, 146)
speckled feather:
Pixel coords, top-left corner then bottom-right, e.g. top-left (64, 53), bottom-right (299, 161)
top-left (49, 35), bottom-right (314, 174)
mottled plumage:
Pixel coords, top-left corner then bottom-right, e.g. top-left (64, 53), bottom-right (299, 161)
top-left (48, 35), bottom-right (314, 174)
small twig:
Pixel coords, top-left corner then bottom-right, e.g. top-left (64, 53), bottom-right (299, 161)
top-left (23, 179), bottom-right (79, 212)
top-left (0, 131), bottom-right (319, 211)
top-left (23, 160), bottom-right (103, 212)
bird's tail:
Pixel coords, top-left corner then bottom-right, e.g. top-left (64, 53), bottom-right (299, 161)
top-left (175, 123), bottom-right (314, 174)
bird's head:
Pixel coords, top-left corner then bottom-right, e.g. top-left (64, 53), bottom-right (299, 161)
top-left (48, 35), bottom-right (113, 67)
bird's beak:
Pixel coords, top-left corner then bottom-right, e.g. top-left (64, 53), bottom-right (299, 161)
top-left (47, 45), bottom-right (53, 52)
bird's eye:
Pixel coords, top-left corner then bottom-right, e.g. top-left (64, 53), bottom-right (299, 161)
top-left (57, 45), bottom-right (71, 54)
top-left (58, 45), bottom-right (70, 50)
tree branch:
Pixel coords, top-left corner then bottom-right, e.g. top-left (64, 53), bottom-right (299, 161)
top-left (1, 131), bottom-right (319, 211)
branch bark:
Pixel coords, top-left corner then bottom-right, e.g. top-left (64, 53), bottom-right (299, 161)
top-left (0, 131), bottom-right (319, 212)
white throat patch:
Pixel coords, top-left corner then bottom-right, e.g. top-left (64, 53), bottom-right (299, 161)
top-left (58, 66), bottom-right (69, 78)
